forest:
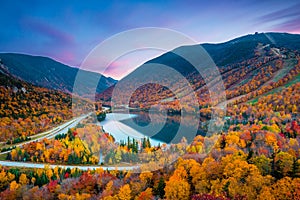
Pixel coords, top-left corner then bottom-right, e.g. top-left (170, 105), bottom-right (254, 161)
top-left (0, 72), bottom-right (93, 142)
top-left (0, 78), bottom-right (299, 199)
top-left (0, 42), bottom-right (299, 199)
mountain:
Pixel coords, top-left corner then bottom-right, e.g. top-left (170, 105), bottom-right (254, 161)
top-left (0, 53), bottom-right (117, 98)
top-left (0, 59), bottom-right (93, 140)
top-left (202, 32), bottom-right (300, 66)
top-left (146, 32), bottom-right (300, 70)
top-left (98, 32), bottom-right (300, 110)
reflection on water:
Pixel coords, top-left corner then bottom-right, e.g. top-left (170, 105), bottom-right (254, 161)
top-left (120, 110), bottom-right (207, 144)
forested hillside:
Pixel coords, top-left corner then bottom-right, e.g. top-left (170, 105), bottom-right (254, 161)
top-left (0, 60), bottom-right (93, 142)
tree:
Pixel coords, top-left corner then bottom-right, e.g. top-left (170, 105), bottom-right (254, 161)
top-left (269, 177), bottom-right (300, 200)
top-left (9, 181), bottom-right (20, 191)
top-left (190, 159), bottom-right (213, 194)
top-left (19, 173), bottom-right (28, 185)
top-left (250, 155), bottom-right (272, 176)
top-left (139, 172), bottom-right (153, 190)
top-left (147, 137), bottom-right (151, 148)
top-left (165, 166), bottom-right (190, 200)
top-left (213, 159), bottom-right (272, 199)
top-left (101, 180), bottom-right (114, 198)
top-left (154, 177), bottom-right (165, 199)
top-left (118, 184), bottom-right (131, 200)
top-left (0, 170), bottom-right (15, 190)
top-left (274, 151), bottom-right (294, 178)
top-left (257, 187), bottom-right (275, 200)
top-left (46, 169), bottom-right (53, 181)
top-left (135, 188), bottom-right (154, 200)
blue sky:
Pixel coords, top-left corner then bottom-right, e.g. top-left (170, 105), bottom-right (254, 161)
top-left (1, 0), bottom-right (300, 79)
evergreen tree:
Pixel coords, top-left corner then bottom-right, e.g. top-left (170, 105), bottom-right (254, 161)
top-left (154, 177), bottom-right (165, 198)
top-left (147, 137), bottom-right (151, 148)
top-left (142, 137), bottom-right (146, 149)
top-left (127, 136), bottom-right (130, 149)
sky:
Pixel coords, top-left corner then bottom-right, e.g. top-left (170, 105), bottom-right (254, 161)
top-left (1, 0), bottom-right (300, 79)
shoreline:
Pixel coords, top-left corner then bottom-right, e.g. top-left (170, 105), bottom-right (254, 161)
top-left (99, 112), bottom-right (163, 146)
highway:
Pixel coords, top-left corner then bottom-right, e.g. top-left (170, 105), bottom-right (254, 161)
top-left (0, 109), bottom-right (142, 171)
top-left (0, 160), bottom-right (139, 171)
top-left (0, 113), bottom-right (92, 155)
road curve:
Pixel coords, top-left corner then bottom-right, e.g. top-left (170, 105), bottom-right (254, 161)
top-left (0, 160), bottom-right (139, 171)
top-left (0, 113), bottom-right (92, 155)
top-left (0, 110), bottom-right (142, 171)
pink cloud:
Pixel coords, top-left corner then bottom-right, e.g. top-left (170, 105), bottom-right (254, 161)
top-left (22, 17), bottom-right (74, 46)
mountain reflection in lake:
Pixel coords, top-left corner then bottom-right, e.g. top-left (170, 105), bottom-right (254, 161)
top-left (120, 110), bottom-right (206, 144)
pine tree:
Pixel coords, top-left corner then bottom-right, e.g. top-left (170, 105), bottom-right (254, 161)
top-left (147, 137), bottom-right (151, 148)
top-left (142, 137), bottom-right (146, 149)
top-left (154, 177), bottom-right (166, 198)
top-left (127, 136), bottom-right (130, 149)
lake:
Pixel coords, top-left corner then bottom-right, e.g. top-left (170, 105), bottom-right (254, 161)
top-left (99, 109), bottom-right (206, 146)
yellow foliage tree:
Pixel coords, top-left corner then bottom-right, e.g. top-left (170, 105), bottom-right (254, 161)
top-left (9, 181), bottom-right (20, 191)
top-left (19, 173), bottom-right (28, 185)
top-left (0, 170), bottom-right (15, 190)
top-left (212, 159), bottom-right (272, 199)
top-left (46, 169), bottom-right (53, 181)
top-left (165, 166), bottom-right (190, 200)
top-left (118, 184), bottom-right (131, 200)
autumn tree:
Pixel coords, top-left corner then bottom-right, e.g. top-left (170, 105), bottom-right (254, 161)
top-left (165, 166), bottom-right (190, 200)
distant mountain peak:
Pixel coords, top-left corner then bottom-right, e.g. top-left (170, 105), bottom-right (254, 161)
top-left (98, 32), bottom-right (300, 107)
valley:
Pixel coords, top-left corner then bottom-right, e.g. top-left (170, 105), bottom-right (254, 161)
top-left (0, 32), bottom-right (299, 200)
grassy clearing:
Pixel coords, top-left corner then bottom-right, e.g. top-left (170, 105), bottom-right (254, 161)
top-left (248, 73), bottom-right (300, 104)
top-left (0, 153), bottom-right (8, 161)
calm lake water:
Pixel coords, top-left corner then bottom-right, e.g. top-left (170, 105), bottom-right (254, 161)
top-left (100, 110), bottom-right (206, 145)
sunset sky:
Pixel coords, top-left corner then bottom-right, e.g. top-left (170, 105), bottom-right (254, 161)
top-left (1, 0), bottom-right (300, 79)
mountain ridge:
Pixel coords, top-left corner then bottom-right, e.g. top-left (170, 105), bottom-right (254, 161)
top-left (98, 32), bottom-right (300, 109)
top-left (0, 53), bottom-right (117, 98)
